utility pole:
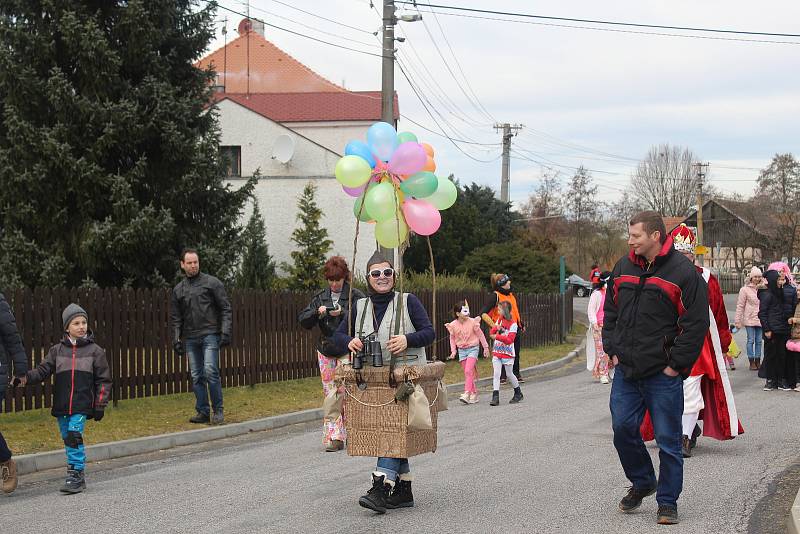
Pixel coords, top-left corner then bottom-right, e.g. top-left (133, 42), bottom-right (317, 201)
top-left (379, 2), bottom-right (421, 262)
top-left (494, 123), bottom-right (523, 203)
top-left (693, 162), bottom-right (709, 267)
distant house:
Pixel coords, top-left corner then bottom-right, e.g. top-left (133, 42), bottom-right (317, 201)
top-left (663, 199), bottom-right (774, 272)
top-left (195, 19), bottom-right (399, 275)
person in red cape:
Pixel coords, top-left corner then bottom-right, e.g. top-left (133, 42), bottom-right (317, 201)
top-left (641, 224), bottom-right (744, 457)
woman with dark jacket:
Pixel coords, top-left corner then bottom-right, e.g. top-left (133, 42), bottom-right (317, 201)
top-left (298, 256), bottom-right (365, 452)
top-left (0, 292), bottom-right (28, 494)
top-left (758, 269), bottom-right (796, 391)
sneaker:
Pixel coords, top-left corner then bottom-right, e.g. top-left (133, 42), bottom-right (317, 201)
top-left (600, 375), bottom-right (610, 384)
top-left (325, 439), bottom-right (344, 452)
top-left (211, 410), bottom-right (224, 424)
top-left (499, 377), bottom-right (508, 385)
top-left (1, 459), bottom-right (18, 494)
top-left (618, 485), bottom-right (657, 512)
top-left (778, 381), bottom-right (793, 391)
top-left (681, 435), bottom-right (692, 458)
top-left (189, 412), bottom-right (210, 424)
top-left (467, 393), bottom-right (479, 404)
top-left (359, 474), bottom-right (391, 514)
top-left (763, 380), bottom-right (777, 391)
top-left (458, 393), bottom-right (470, 404)
top-left (60, 468), bottom-right (86, 494)
top-left (516, 375), bottom-right (526, 383)
top-left (385, 479), bottom-right (414, 509)
top-left (656, 505), bottom-right (679, 525)
top-left (794, 385), bottom-right (800, 393)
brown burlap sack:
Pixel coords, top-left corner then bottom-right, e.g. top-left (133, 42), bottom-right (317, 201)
top-left (335, 361), bottom-right (446, 458)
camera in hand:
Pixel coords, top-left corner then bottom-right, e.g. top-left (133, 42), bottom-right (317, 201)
top-left (352, 333), bottom-right (383, 369)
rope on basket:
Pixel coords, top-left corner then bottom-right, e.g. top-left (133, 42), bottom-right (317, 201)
top-left (341, 379), bottom-right (442, 408)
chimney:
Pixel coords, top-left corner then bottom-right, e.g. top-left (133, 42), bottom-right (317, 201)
top-left (238, 18), bottom-right (264, 37)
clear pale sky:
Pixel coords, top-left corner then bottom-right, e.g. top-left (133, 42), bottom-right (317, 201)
top-left (207, 0), bottom-right (800, 207)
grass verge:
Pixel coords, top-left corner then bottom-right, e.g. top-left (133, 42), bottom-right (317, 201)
top-left (1, 324), bottom-right (584, 456)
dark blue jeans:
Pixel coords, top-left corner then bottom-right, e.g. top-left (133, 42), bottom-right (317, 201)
top-left (0, 430), bottom-right (11, 463)
top-left (610, 367), bottom-right (684, 508)
top-left (376, 457), bottom-right (410, 482)
top-left (185, 334), bottom-right (224, 416)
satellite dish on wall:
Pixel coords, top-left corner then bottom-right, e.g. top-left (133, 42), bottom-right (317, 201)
top-left (272, 135), bottom-right (295, 163)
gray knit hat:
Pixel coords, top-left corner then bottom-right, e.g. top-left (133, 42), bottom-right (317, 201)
top-left (62, 303), bottom-right (88, 331)
top-left (365, 250), bottom-right (393, 273)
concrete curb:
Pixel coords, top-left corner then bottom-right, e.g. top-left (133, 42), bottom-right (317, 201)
top-left (15, 336), bottom-right (584, 476)
top-left (789, 485), bottom-right (800, 534)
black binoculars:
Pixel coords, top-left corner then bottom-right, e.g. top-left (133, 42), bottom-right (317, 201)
top-left (352, 334), bottom-right (383, 369)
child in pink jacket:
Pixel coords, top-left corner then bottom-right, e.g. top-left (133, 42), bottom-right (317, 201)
top-left (446, 300), bottom-right (489, 404)
top-left (489, 301), bottom-right (523, 406)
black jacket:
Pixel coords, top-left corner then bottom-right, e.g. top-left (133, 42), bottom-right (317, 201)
top-left (602, 237), bottom-right (709, 379)
top-left (0, 292), bottom-right (27, 398)
top-left (298, 283), bottom-right (364, 357)
top-left (26, 333), bottom-right (111, 418)
top-left (171, 272), bottom-right (233, 342)
top-left (757, 271), bottom-right (794, 336)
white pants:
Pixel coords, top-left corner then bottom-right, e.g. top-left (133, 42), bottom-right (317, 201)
top-left (493, 357), bottom-right (519, 390)
top-left (682, 374), bottom-right (705, 436)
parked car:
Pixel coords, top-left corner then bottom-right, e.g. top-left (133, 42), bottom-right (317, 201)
top-left (566, 274), bottom-right (592, 297)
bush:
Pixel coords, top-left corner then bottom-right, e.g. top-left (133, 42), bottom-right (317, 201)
top-left (457, 242), bottom-right (560, 293)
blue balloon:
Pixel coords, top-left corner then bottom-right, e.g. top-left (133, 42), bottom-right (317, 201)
top-left (367, 122), bottom-right (399, 162)
top-left (344, 140), bottom-right (377, 168)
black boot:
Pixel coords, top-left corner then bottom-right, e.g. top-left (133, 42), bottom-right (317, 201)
top-left (689, 423), bottom-right (701, 449)
top-left (489, 390), bottom-right (500, 406)
top-left (60, 467), bottom-right (86, 494)
top-left (681, 435), bottom-right (692, 458)
top-left (385, 479), bottom-right (414, 509)
top-left (509, 387), bottom-right (523, 404)
top-left (359, 474), bottom-right (391, 514)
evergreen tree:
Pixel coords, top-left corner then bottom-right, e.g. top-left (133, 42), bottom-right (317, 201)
top-left (0, 1), bottom-right (255, 287)
top-left (236, 200), bottom-right (276, 290)
top-left (284, 183), bottom-right (332, 292)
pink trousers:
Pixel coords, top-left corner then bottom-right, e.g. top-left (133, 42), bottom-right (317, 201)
top-left (461, 358), bottom-right (478, 394)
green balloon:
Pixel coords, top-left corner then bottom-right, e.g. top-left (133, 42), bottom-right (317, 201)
top-left (399, 171), bottom-right (438, 198)
top-left (364, 182), bottom-right (397, 222)
top-left (375, 217), bottom-right (409, 249)
top-left (335, 155), bottom-right (372, 188)
top-left (353, 191), bottom-right (373, 222)
top-left (427, 177), bottom-right (458, 210)
top-left (397, 131), bottom-right (418, 144)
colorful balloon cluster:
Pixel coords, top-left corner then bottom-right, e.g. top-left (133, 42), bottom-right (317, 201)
top-left (334, 122), bottom-right (457, 249)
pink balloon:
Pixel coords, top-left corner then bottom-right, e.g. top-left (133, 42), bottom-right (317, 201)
top-left (342, 183), bottom-right (366, 197)
top-left (388, 142), bottom-right (427, 176)
top-left (401, 198), bottom-right (441, 236)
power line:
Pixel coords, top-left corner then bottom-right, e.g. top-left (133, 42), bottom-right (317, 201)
top-left (243, 3), bottom-right (380, 48)
top-left (395, 2), bottom-right (800, 41)
top-left (266, 0), bottom-right (376, 35)
top-left (209, 2), bottom-right (388, 58)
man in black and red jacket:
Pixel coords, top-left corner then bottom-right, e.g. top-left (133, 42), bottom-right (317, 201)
top-left (602, 211), bottom-right (709, 526)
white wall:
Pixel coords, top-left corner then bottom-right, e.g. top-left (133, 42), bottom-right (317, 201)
top-left (287, 120), bottom-right (374, 156)
top-left (217, 99), bottom-right (376, 277)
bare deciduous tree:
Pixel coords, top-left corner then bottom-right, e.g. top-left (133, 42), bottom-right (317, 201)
top-left (756, 153), bottom-right (800, 267)
top-left (631, 144), bottom-right (703, 216)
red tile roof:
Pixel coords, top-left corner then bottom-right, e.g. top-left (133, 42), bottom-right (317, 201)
top-left (662, 216), bottom-right (686, 233)
top-left (197, 30), bottom-right (346, 93)
top-left (214, 91), bottom-right (399, 123)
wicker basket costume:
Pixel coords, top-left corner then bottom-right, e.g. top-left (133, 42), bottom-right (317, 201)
top-left (335, 361), bottom-right (446, 458)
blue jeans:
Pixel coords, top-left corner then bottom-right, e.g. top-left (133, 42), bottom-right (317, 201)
top-left (376, 457), bottom-right (410, 482)
top-left (610, 368), bottom-right (684, 508)
top-left (745, 326), bottom-right (763, 360)
top-left (185, 334), bottom-right (223, 416)
top-left (0, 430), bottom-right (11, 463)
top-left (57, 414), bottom-right (86, 471)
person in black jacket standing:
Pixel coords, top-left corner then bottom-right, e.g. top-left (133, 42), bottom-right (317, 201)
top-left (0, 292), bottom-right (27, 494)
top-left (603, 211), bottom-right (709, 526)
top-left (298, 256), bottom-right (364, 452)
top-left (758, 269), bottom-right (795, 391)
top-left (171, 249), bottom-right (232, 425)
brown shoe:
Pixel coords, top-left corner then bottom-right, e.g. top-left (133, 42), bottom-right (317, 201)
top-left (749, 360), bottom-right (758, 371)
top-left (1, 458), bottom-right (18, 494)
top-left (325, 439), bottom-right (344, 452)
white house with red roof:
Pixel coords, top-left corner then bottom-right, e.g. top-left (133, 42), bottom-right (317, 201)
top-left (196, 20), bottom-right (398, 276)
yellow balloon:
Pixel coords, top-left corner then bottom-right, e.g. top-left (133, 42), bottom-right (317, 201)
top-left (375, 217), bottom-right (409, 248)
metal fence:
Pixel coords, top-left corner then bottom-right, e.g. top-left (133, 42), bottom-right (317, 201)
top-left (1, 287), bottom-right (572, 413)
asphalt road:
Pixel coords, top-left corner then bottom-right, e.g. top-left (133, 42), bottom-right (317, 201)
top-left (1, 298), bottom-right (798, 534)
